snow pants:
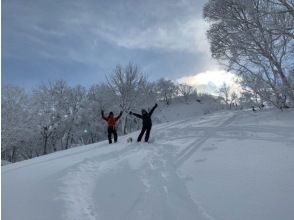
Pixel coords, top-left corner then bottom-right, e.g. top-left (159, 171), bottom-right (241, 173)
top-left (108, 127), bottom-right (117, 144)
top-left (137, 125), bottom-right (151, 142)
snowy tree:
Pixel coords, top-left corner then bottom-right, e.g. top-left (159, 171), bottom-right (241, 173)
top-left (230, 91), bottom-right (238, 109)
top-left (136, 81), bottom-right (157, 107)
top-left (204, 0), bottom-right (294, 108)
top-left (87, 83), bottom-right (117, 111)
top-left (218, 83), bottom-right (231, 107)
top-left (32, 80), bottom-right (71, 154)
top-left (62, 85), bottom-right (86, 149)
top-left (156, 78), bottom-right (178, 105)
top-left (1, 85), bottom-right (31, 162)
top-left (107, 63), bottom-right (147, 134)
top-left (239, 91), bottom-right (254, 108)
top-left (238, 88), bottom-right (266, 110)
top-left (30, 81), bottom-right (88, 152)
top-left (178, 84), bottom-right (196, 103)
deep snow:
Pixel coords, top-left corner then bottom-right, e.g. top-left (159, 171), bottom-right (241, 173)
top-left (2, 109), bottom-right (294, 220)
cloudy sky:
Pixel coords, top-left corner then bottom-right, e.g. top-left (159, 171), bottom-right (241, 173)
top-left (2, 0), bottom-right (231, 90)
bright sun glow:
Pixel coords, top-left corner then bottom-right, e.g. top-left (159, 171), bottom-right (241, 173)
top-left (177, 70), bottom-right (241, 95)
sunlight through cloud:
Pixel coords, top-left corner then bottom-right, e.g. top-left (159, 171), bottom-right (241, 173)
top-left (177, 70), bottom-right (241, 95)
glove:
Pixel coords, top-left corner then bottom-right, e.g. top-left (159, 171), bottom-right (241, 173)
top-left (155, 103), bottom-right (158, 107)
top-left (120, 111), bottom-right (123, 114)
top-left (101, 110), bottom-right (104, 115)
top-left (129, 111), bottom-right (133, 115)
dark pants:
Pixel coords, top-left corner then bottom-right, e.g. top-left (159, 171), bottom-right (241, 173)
top-left (108, 127), bottom-right (117, 144)
top-left (137, 125), bottom-right (151, 142)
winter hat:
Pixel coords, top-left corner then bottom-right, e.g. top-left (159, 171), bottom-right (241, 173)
top-left (109, 112), bottom-right (114, 116)
top-left (142, 109), bottom-right (147, 115)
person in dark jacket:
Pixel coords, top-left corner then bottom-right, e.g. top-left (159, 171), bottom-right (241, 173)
top-left (101, 110), bottom-right (123, 144)
top-left (129, 103), bottom-right (158, 142)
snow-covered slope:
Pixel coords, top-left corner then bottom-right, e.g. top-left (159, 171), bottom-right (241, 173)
top-left (155, 98), bottom-right (223, 124)
top-left (2, 109), bottom-right (294, 220)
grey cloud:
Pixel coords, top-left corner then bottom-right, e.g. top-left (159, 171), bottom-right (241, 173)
top-left (2, 0), bottom-right (212, 88)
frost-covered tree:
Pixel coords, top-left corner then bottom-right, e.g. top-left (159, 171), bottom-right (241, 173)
top-left (178, 84), bottom-right (196, 103)
top-left (32, 80), bottom-right (71, 154)
top-left (31, 81), bottom-right (88, 153)
top-left (239, 89), bottom-right (264, 109)
top-left (136, 81), bottom-right (157, 107)
top-left (156, 78), bottom-right (178, 105)
top-left (1, 85), bottom-right (31, 162)
top-left (230, 91), bottom-right (238, 107)
top-left (107, 63), bottom-right (147, 134)
top-left (62, 85), bottom-right (86, 149)
top-left (204, 0), bottom-right (294, 108)
top-left (218, 83), bottom-right (231, 106)
top-left (88, 83), bottom-right (117, 111)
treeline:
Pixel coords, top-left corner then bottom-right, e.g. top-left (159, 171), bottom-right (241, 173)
top-left (1, 63), bottom-right (206, 163)
top-left (3, 61), bottom-right (289, 163)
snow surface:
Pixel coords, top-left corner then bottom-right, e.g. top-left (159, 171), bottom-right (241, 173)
top-left (2, 109), bottom-right (294, 220)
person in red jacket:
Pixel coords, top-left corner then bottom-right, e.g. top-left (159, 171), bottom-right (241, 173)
top-left (101, 110), bottom-right (123, 144)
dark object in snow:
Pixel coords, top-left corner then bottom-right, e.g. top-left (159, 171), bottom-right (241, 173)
top-left (258, 104), bottom-right (265, 110)
top-left (129, 103), bottom-right (158, 142)
top-left (252, 106), bottom-right (256, 112)
top-left (127, 137), bottom-right (133, 143)
top-left (101, 110), bottom-right (123, 144)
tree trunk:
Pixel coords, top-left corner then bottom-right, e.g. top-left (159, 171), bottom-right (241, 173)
top-left (122, 114), bottom-right (128, 134)
top-left (43, 136), bottom-right (48, 155)
top-left (65, 128), bottom-right (72, 149)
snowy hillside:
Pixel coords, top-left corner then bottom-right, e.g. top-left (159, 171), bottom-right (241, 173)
top-left (154, 97), bottom-right (223, 124)
top-left (2, 109), bottom-right (294, 220)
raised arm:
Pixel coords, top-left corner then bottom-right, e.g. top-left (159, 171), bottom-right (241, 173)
top-left (115, 111), bottom-right (123, 121)
top-left (130, 111), bottom-right (143, 119)
top-left (101, 110), bottom-right (107, 120)
top-left (149, 103), bottom-right (158, 116)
